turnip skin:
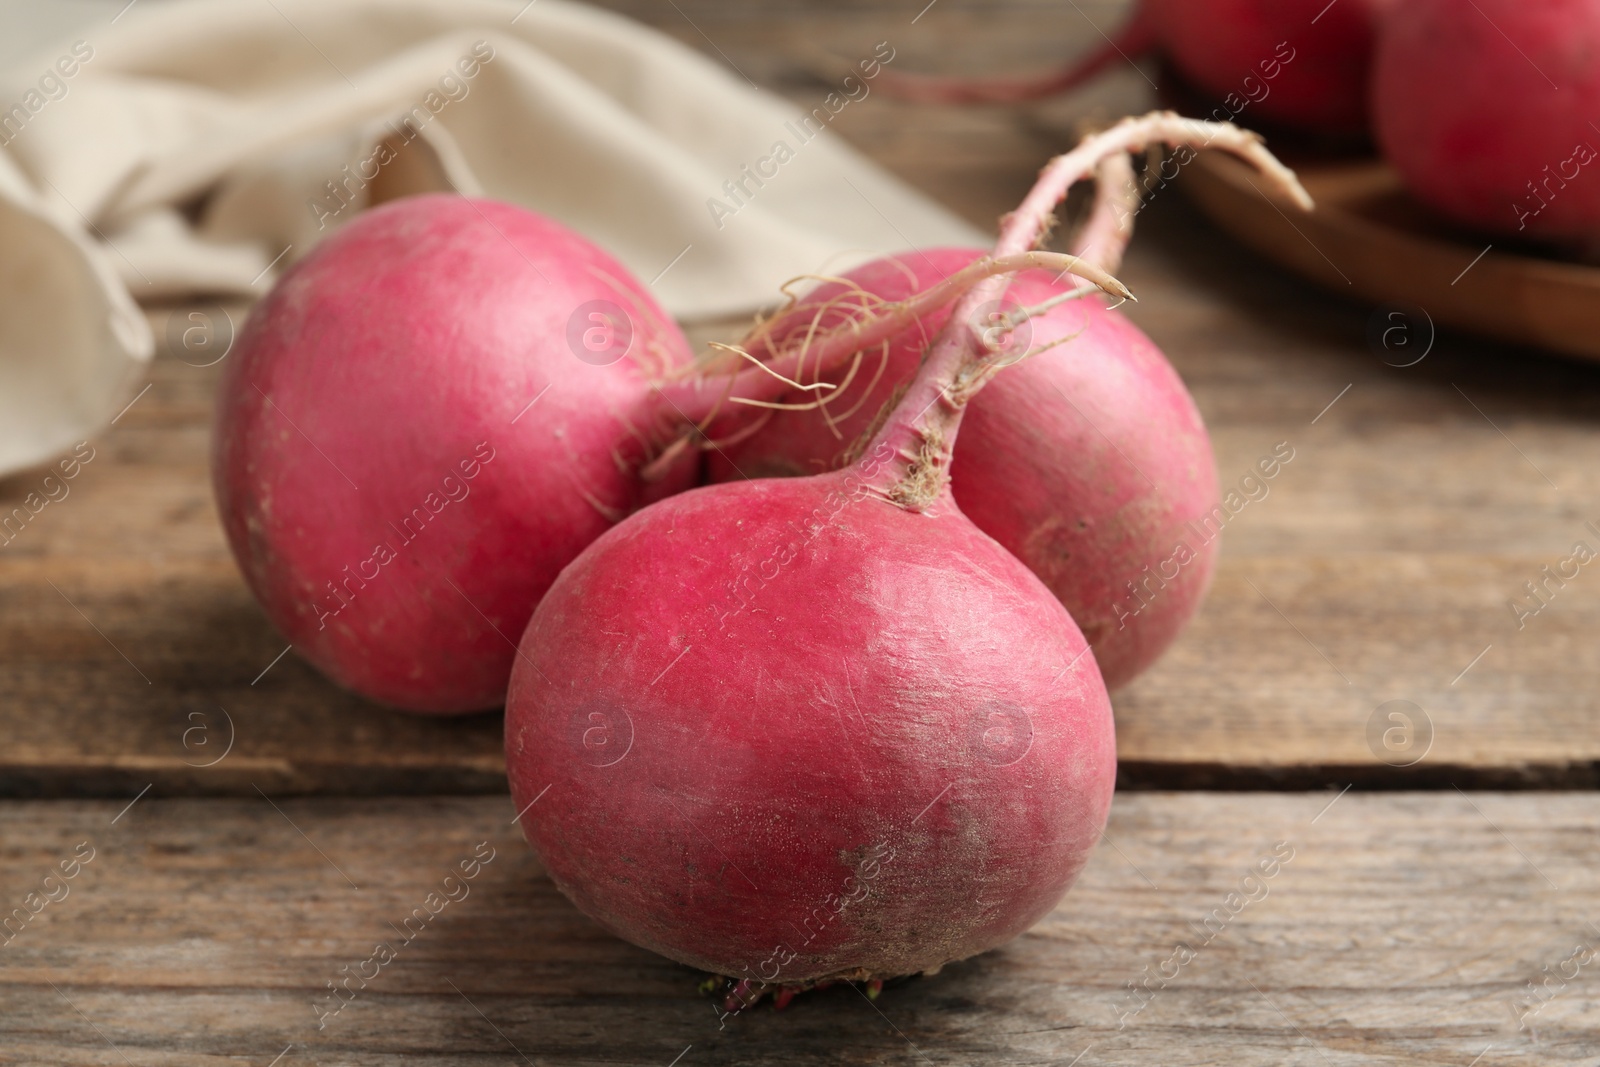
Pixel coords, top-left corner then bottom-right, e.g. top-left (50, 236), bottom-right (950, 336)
top-left (506, 471), bottom-right (1115, 982)
top-left (213, 195), bottom-right (695, 713)
top-left (709, 248), bottom-right (1219, 691)
top-left (1374, 0), bottom-right (1600, 243)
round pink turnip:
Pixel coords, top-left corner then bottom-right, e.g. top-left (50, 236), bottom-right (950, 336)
top-left (1374, 0), bottom-right (1600, 243)
top-left (213, 195), bottom-right (696, 713)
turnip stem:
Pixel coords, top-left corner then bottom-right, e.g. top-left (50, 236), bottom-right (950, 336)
top-left (1070, 153), bottom-right (1140, 274)
top-left (863, 111), bottom-right (1311, 510)
top-left (999, 112), bottom-right (1311, 261)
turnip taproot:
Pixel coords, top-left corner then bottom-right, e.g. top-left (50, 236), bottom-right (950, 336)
top-left (503, 115), bottom-right (1304, 995)
top-left (705, 115), bottom-right (1311, 690)
top-left (1373, 0), bottom-right (1600, 243)
top-left (882, 0), bottom-right (1387, 134)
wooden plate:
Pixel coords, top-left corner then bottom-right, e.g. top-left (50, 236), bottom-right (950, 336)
top-left (1181, 151), bottom-right (1600, 361)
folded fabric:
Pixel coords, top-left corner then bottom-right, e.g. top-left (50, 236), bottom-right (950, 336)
top-left (0, 0), bottom-right (984, 477)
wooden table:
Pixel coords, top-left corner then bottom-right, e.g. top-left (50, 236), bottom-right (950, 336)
top-left (4, 0), bottom-right (1598, 1062)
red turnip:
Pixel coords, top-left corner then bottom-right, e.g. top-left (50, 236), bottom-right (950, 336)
top-left (1373, 0), bottom-right (1600, 244)
top-left (509, 456), bottom-right (1117, 989)
top-left (504, 115), bottom-right (1303, 995)
top-left (884, 0), bottom-right (1387, 134)
top-left (213, 194), bottom-right (701, 713)
top-left (703, 117), bottom-right (1310, 691)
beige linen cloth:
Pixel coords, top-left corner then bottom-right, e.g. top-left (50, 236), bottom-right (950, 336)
top-left (0, 0), bottom-right (984, 478)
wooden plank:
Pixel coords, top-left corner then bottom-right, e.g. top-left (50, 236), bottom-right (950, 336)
top-left (1110, 200), bottom-right (1600, 786)
top-left (5, 0), bottom-right (1600, 792)
top-left (2, 792), bottom-right (1596, 1064)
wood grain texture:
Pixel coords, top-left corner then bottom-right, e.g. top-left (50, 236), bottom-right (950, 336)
top-left (3, 792), bottom-right (1597, 1065)
top-left (4, 0), bottom-right (1600, 793)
